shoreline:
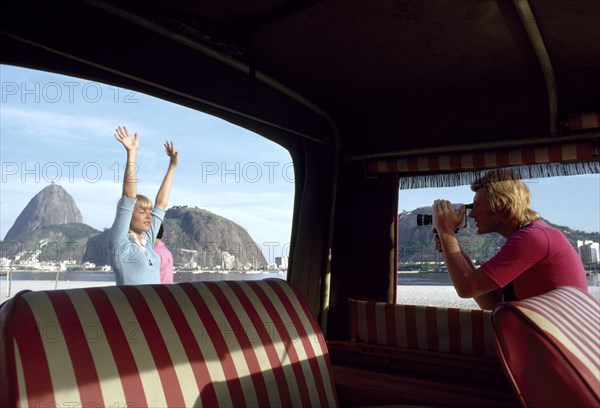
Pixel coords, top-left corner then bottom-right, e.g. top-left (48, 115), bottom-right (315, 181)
top-left (1, 279), bottom-right (597, 308)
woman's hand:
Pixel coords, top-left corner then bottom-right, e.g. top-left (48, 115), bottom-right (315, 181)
top-left (432, 200), bottom-right (465, 234)
top-left (114, 126), bottom-right (139, 152)
top-left (115, 126), bottom-right (139, 198)
top-left (164, 141), bottom-right (178, 167)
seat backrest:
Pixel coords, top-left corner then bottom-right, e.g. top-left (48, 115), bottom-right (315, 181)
top-left (348, 299), bottom-right (497, 358)
top-left (492, 286), bottom-right (600, 408)
top-left (0, 278), bottom-right (338, 407)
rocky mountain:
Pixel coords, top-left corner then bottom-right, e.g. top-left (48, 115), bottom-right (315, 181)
top-left (3, 185), bottom-right (267, 269)
top-left (4, 184), bottom-right (83, 240)
top-left (11, 223), bottom-right (102, 263)
top-left (81, 228), bottom-right (111, 266)
top-left (160, 206), bottom-right (267, 269)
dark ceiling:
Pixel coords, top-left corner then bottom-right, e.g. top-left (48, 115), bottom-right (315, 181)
top-left (2, 0), bottom-right (599, 157)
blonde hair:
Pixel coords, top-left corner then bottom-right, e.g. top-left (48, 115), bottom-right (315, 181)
top-left (134, 194), bottom-right (153, 211)
top-left (471, 170), bottom-right (540, 224)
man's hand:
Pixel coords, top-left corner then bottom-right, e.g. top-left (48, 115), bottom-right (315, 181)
top-left (434, 232), bottom-right (442, 252)
top-left (433, 200), bottom-right (465, 234)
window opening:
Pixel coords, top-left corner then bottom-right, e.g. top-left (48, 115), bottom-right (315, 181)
top-left (397, 175), bottom-right (600, 308)
top-left (0, 65), bottom-right (294, 301)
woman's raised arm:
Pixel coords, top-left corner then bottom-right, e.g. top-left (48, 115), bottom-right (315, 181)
top-left (114, 126), bottom-right (140, 199)
top-left (155, 140), bottom-right (178, 209)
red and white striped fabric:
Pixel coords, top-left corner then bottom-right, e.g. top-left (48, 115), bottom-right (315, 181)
top-left (348, 299), bottom-right (496, 358)
top-left (0, 279), bottom-right (338, 407)
top-left (569, 112), bottom-right (600, 131)
top-left (367, 142), bottom-right (594, 175)
top-left (492, 286), bottom-right (600, 408)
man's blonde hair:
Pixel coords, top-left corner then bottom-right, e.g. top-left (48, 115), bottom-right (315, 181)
top-left (135, 194), bottom-right (153, 211)
top-left (470, 169), bottom-right (540, 224)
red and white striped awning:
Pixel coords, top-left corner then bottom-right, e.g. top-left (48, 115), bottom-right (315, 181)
top-left (368, 142), bottom-right (595, 174)
top-left (568, 112), bottom-right (600, 131)
top-left (366, 141), bottom-right (600, 189)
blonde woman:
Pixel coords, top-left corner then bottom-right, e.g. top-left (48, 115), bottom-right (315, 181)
top-left (108, 126), bottom-right (178, 285)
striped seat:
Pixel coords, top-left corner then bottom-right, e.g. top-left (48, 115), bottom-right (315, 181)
top-left (0, 279), bottom-right (338, 407)
top-left (492, 286), bottom-right (600, 408)
top-left (348, 299), bottom-right (497, 358)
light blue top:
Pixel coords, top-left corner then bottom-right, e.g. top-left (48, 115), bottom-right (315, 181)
top-left (108, 196), bottom-right (165, 285)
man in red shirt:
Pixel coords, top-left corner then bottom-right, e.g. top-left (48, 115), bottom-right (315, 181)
top-left (433, 170), bottom-right (587, 310)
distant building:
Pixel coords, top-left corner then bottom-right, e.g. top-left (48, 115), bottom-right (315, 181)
top-left (275, 256), bottom-right (289, 269)
top-left (222, 251), bottom-right (236, 269)
top-left (577, 240), bottom-right (600, 266)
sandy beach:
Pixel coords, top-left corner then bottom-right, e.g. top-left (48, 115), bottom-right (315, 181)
top-left (396, 286), bottom-right (479, 308)
top-left (2, 279), bottom-right (598, 308)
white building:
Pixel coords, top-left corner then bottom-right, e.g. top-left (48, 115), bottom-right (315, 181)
top-left (577, 240), bottom-right (600, 266)
top-left (222, 251), bottom-right (236, 269)
top-left (275, 256), bottom-right (289, 269)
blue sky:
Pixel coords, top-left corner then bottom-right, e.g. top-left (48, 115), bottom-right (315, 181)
top-left (1, 65), bottom-right (599, 263)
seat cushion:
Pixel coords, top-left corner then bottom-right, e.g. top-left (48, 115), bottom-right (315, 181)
top-left (0, 279), bottom-right (338, 407)
top-left (349, 299), bottom-right (496, 358)
top-left (492, 286), bottom-right (600, 408)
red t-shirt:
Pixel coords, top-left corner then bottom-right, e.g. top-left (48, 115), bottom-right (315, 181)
top-left (480, 220), bottom-right (588, 300)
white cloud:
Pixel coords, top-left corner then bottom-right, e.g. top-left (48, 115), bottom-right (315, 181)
top-left (1, 106), bottom-right (114, 141)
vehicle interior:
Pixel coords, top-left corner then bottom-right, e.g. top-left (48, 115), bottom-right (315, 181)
top-left (2, 0), bottom-right (599, 407)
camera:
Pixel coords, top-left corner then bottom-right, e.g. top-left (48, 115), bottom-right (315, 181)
top-left (416, 213), bottom-right (434, 226)
top-left (416, 203), bottom-right (473, 230)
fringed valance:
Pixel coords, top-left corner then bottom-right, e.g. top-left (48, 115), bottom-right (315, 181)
top-left (367, 141), bottom-right (600, 190)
